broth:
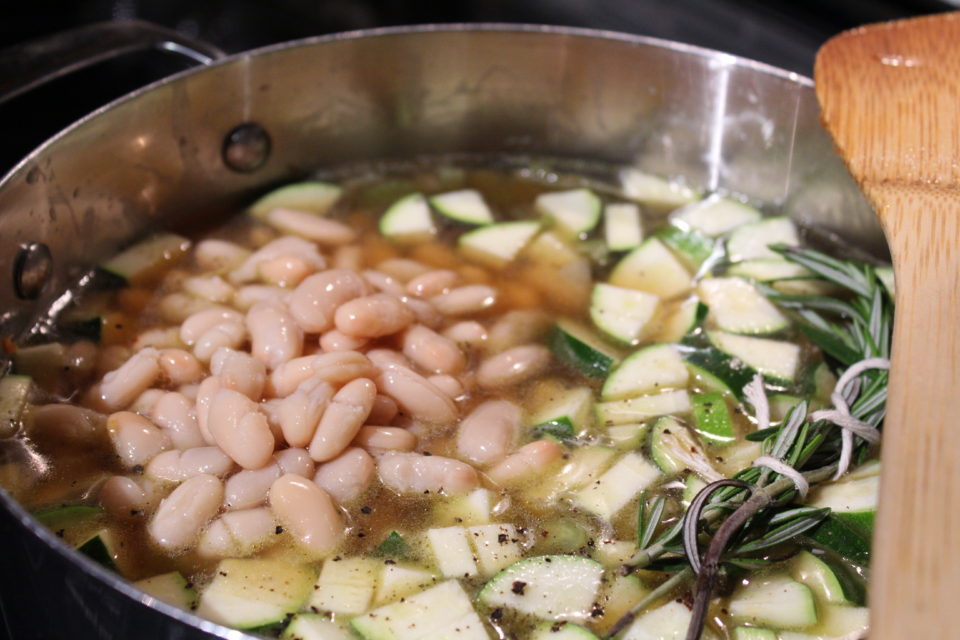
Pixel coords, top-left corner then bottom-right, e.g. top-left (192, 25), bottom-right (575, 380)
top-left (0, 160), bottom-right (878, 640)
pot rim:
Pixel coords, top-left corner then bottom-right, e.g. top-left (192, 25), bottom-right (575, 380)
top-left (0, 22), bottom-right (816, 639)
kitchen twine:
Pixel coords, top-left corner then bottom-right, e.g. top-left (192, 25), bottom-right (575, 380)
top-left (743, 357), bottom-right (889, 496)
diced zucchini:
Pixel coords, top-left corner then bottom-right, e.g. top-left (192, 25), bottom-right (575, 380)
top-left (375, 564), bottom-right (438, 606)
top-left (551, 319), bottom-right (622, 379)
top-left (620, 601), bottom-right (698, 640)
top-left (698, 277), bottom-right (789, 335)
top-left (13, 343), bottom-right (66, 390)
top-left (653, 297), bottom-right (708, 343)
top-left (429, 189), bottom-right (495, 225)
top-left (433, 488), bottom-right (495, 527)
top-left (601, 343), bottom-right (689, 401)
top-left (0, 375), bottom-right (32, 438)
top-left (524, 446), bottom-right (618, 502)
top-left (459, 221), bottom-right (541, 269)
top-left (769, 394), bottom-right (803, 422)
top-left (728, 574), bottom-right (818, 630)
top-left (607, 423), bottom-right (648, 450)
top-left (249, 181), bottom-right (342, 218)
top-left (34, 505), bottom-right (104, 547)
top-left (195, 559), bottom-right (316, 629)
top-left (691, 391), bottom-right (735, 446)
top-left (100, 233), bottom-right (191, 284)
top-left (619, 169), bottom-right (699, 209)
top-left (777, 605), bottom-right (868, 640)
top-left (524, 231), bottom-right (584, 268)
top-left (790, 550), bottom-right (851, 606)
top-left (309, 556), bottom-right (380, 615)
top-left (670, 195), bottom-right (762, 237)
top-left (808, 474), bottom-right (878, 536)
top-left (731, 628), bottom-right (777, 640)
top-left (681, 474), bottom-right (708, 508)
top-left (604, 202), bottom-right (643, 251)
top-left (573, 452), bottom-right (662, 520)
top-left (379, 193), bottom-right (437, 242)
top-left (134, 571), bottom-right (197, 611)
top-left (596, 390), bottom-right (691, 426)
top-left (374, 531), bottom-right (410, 559)
top-left (532, 519), bottom-right (590, 555)
top-left (530, 622), bottom-right (600, 639)
top-left (282, 614), bottom-right (354, 640)
top-left (535, 188), bottom-right (602, 237)
top-left (477, 555), bottom-right (604, 621)
top-left (352, 580), bottom-right (489, 640)
top-left (426, 526), bottom-right (477, 577)
top-left (608, 238), bottom-right (692, 300)
top-left (683, 353), bottom-right (746, 399)
top-left (656, 225), bottom-right (716, 271)
top-left (530, 387), bottom-right (595, 440)
top-left (76, 529), bottom-right (121, 570)
top-left (649, 416), bottom-right (721, 482)
top-left (707, 330), bottom-right (800, 383)
top-left (726, 216), bottom-right (799, 262)
top-left (593, 573), bottom-right (649, 634)
top-left (590, 283), bottom-right (660, 345)
top-left (727, 258), bottom-right (813, 282)
top-left (468, 523), bottom-right (524, 576)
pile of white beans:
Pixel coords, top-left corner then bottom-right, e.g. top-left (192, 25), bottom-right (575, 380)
top-left (46, 208), bottom-right (571, 561)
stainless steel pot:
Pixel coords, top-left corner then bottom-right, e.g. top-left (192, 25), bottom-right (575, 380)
top-left (0, 22), bottom-right (881, 640)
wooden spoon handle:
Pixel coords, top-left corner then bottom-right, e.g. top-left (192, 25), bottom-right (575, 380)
top-left (816, 13), bottom-right (960, 639)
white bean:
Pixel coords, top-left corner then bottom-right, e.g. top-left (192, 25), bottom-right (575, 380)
top-left (99, 348), bottom-right (160, 411)
top-left (234, 284), bottom-right (286, 311)
top-left (476, 344), bottom-right (551, 389)
top-left (159, 293), bottom-right (217, 324)
top-left (427, 375), bottom-right (464, 399)
top-left (319, 330), bottom-right (368, 353)
top-left (374, 362), bottom-right (458, 425)
top-left (332, 244), bottom-right (363, 271)
top-left (29, 404), bottom-right (106, 444)
top-left (223, 464), bottom-right (281, 510)
top-left (134, 327), bottom-right (183, 351)
top-left (193, 321), bottom-right (247, 363)
top-left (257, 255), bottom-right (316, 287)
top-left (130, 388), bottom-right (166, 415)
top-left (207, 389), bottom-right (275, 470)
top-left (247, 300), bottom-right (303, 370)
top-left (267, 355), bottom-right (319, 398)
top-left (194, 376), bottom-right (222, 445)
top-left (406, 269), bottom-right (457, 298)
top-left (158, 349), bottom-right (204, 386)
top-left (400, 296), bottom-right (443, 329)
top-left (195, 239), bottom-right (251, 271)
top-left (366, 349), bottom-right (413, 369)
top-left (430, 285), bottom-right (498, 315)
top-left (363, 270), bottom-right (407, 297)
top-left (367, 395), bottom-right (399, 425)
top-left (442, 321), bottom-right (488, 347)
top-left (377, 451), bottom-right (478, 495)
top-left (269, 474), bottom-right (344, 556)
top-left (99, 476), bottom-right (149, 520)
top-left (230, 236), bottom-right (325, 284)
top-left (145, 447), bottom-right (234, 482)
top-left (287, 269), bottom-right (371, 334)
top-left (376, 258), bottom-right (430, 282)
top-left (275, 447), bottom-right (316, 478)
top-left (152, 392), bottom-right (206, 449)
top-left (211, 347), bottom-right (267, 401)
top-left (148, 474), bottom-right (223, 551)
top-left (198, 507), bottom-right (278, 559)
top-left (456, 400), bottom-right (521, 466)
top-left (486, 310), bottom-right (552, 353)
top-left (333, 293), bottom-right (415, 339)
top-left (265, 208), bottom-right (357, 245)
top-left (180, 308), bottom-right (245, 346)
top-left (313, 447), bottom-right (375, 504)
top-left (308, 378), bottom-right (377, 462)
top-left (183, 275), bottom-right (235, 303)
top-left (277, 377), bottom-right (333, 447)
top-left (402, 325), bottom-right (466, 374)
top-left (486, 440), bottom-right (564, 485)
top-left (353, 426), bottom-right (417, 453)
top-left (107, 411), bottom-right (171, 469)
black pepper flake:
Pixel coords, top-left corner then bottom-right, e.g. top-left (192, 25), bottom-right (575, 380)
top-left (497, 534), bottom-right (508, 544)
top-left (219, 571), bottom-right (228, 577)
top-left (423, 451), bottom-right (432, 456)
top-left (55, 529), bottom-right (65, 538)
top-left (357, 532), bottom-right (366, 538)
top-left (511, 581), bottom-right (527, 595)
top-left (490, 608), bottom-right (504, 622)
top-left (384, 559), bottom-right (396, 565)
top-left (544, 557), bottom-right (552, 562)
top-left (360, 506), bottom-right (372, 514)
top-left (333, 556), bottom-right (342, 562)
top-left (275, 526), bottom-right (284, 534)
top-left (132, 464), bottom-right (144, 474)
top-left (591, 605), bottom-right (604, 618)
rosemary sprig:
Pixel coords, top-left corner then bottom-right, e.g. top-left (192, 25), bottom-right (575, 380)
top-left (608, 246), bottom-right (893, 640)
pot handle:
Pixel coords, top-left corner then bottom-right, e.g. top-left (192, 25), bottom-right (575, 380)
top-left (0, 19), bottom-right (227, 106)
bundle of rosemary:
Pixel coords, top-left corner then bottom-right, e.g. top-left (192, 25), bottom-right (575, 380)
top-left (607, 245), bottom-right (893, 640)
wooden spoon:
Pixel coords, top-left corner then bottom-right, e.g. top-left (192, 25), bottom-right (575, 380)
top-left (815, 11), bottom-right (960, 640)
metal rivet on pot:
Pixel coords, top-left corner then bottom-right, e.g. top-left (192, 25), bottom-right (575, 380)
top-left (222, 123), bottom-right (271, 173)
top-left (13, 242), bottom-right (52, 300)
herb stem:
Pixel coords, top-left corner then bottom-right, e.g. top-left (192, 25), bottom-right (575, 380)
top-left (605, 567), bottom-right (694, 639)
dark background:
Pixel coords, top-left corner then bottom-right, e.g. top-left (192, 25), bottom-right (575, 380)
top-left (0, 0), bottom-right (952, 176)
